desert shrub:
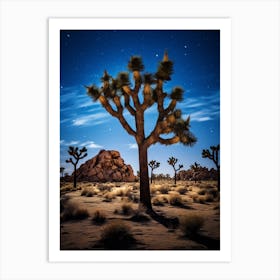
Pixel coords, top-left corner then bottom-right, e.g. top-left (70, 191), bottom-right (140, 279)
top-left (61, 201), bottom-right (89, 222)
top-left (152, 195), bottom-right (168, 206)
top-left (175, 186), bottom-right (187, 195)
top-left (188, 186), bottom-right (193, 192)
top-left (158, 185), bottom-right (170, 194)
top-left (121, 203), bottom-right (134, 215)
top-left (100, 221), bottom-right (136, 249)
top-left (180, 213), bottom-right (205, 237)
top-left (104, 191), bottom-right (116, 200)
top-left (86, 191), bottom-right (94, 197)
top-left (92, 210), bottom-right (106, 225)
top-left (97, 184), bottom-right (112, 192)
top-left (204, 194), bottom-right (214, 202)
top-left (81, 189), bottom-right (88, 196)
top-left (207, 189), bottom-right (219, 198)
top-left (198, 189), bottom-right (206, 195)
top-left (168, 193), bottom-right (184, 207)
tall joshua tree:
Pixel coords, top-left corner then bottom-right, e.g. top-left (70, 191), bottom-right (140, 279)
top-left (60, 167), bottom-right (65, 178)
top-left (66, 146), bottom-right (87, 189)
top-left (190, 162), bottom-right (201, 183)
top-left (86, 52), bottom-right (196, 212)
top-left (148, 160), bottom-right (160, 184)
top-left (167, 156), bottom-right (183, 185)
top-left (202, 144), bottom-right (220, 191)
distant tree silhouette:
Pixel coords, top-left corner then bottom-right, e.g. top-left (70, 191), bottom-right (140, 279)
top-left (148, 160), bottom-right (160, 184)
top-left (66, 146), bottom-right (87, 189)
top-left (86, 52), bottom-right (196, 212)
top-left (167, 156), bottom-right (183, 185)
top-left (60, 167), bottom-right (65, 178)
top-left (202, 144), bottom-right (220, 191)
top-left (190, 162), bottom-right (201, 183)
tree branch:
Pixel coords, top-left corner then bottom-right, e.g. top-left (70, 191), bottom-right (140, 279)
top-left (123, 93), bottom-right (136, 116)
top-left (99, 96), bottom-right (136, 137)
top-left (157, 135), bottom-right (180, 145)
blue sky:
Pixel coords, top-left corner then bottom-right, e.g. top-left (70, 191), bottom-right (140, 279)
top-left (60, 30), bottom-right (220, 176)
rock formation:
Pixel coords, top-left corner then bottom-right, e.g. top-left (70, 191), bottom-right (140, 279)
top-left (75, 149), bottom-right (136, 182)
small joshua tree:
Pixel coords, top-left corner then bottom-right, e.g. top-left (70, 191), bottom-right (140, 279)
top-left (202, 144), bottom-right (220, 191)
top-left (66, 146), bottom-right (87, 189)
top-left (60, 167), bottom-right (65, 178)
top-left (148, 160), bottom-right (160, 184)
top-left (190, 162), bottom-right (201, 183)
top-left (167, 157), bottom-right (183, 185)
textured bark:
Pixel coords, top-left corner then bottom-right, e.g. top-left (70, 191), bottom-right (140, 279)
top-left (138, 144), bottom-right (152, 211)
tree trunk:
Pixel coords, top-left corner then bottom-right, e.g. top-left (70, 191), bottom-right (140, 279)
top-left (150, 171), bottom-right (153, 184)
top-left (73, 165), bottom-right (77, 189)
top-left (138, 144), bottom-right (152, 211)
top-left (174, 171), bottom-right (177, 185)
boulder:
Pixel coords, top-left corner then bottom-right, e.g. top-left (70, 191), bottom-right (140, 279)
top-left (75, 150), bottom-right (136, 182)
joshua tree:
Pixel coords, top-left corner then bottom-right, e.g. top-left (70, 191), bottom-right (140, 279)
top-left (60, 167), bottom-right (65, 178)
top-left (167, 157), bottom-right (183, 185)
top-left (202, 144), bottom-right (220, 191)
top-left (66, 146), bottom-right (87, 189)
top-left (190, 162), bottom-right (201, 183)
top-left (86, 52), bottom-right (196, 212)
top-left (148, 160), bottom-right (160, 184)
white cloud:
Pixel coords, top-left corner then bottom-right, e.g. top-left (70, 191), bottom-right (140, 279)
top-left (72, 112), bottom-right (109, 126)
top-left (60, 140), bottom-right (80, 146)
top-left (128, 143), bottom-right (138, 149)
top-left (80, 141), bottom-right (103, 149)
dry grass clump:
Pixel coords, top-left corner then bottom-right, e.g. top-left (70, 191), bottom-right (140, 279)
top-left (81, 188), bottom-right (98, 197)
top-left (60, 184), bottom-right (81, 193)
top-left (91, 209), bottom-right (106, 225)
top-left (180, 213), bottom-right (205, 237)
top-left (168, 193), bottom-right (184, 207)
top-left (158, 185), bottom-right (170, 194)
top-left (175, 186), bottom-right (188, 195)
top-left (99, 221), bottom-right (136, 249)
top-left (121, 202), bottom-right (134, 215)
top-left (97, 184), bottom-right (112, 192)
top-left (103, 191), bottom-right (116, 201)
top-left (61, 201), bottom-right (89, 222)
top-left (198, 189), bottom-right (206, 195)
top-left (152, 195), bottom-right (168, 206)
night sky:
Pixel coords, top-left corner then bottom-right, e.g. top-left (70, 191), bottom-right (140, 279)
top-left (60, 30), bottom-right (220, 176)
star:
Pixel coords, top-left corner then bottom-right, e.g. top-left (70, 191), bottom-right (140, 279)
top-left (184, 53), bottom-right (187, 56)
top-left (66, 34), bottom-right (71, 38)
top-left (184, 45), bottom-right (187, 49)
top-left (155, 53), bottom-right (159, 57)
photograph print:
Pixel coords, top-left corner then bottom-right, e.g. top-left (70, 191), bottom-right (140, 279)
top-left (57, 23), bottom-right (224, 252)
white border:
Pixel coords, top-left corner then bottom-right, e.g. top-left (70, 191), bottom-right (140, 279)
top-left (49, 18), bottom-right (231, 262)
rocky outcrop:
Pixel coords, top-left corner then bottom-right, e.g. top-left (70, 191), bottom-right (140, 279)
top-left (75, 150), bottom-right (136, 182)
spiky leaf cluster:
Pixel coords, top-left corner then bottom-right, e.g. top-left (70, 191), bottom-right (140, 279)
top-left (155, 60), bottom-right (173, 81)
top-left (128, 56), bottom-right (144, 72)
top-left (66, 146), bottom-right (88, 165)
top-left (170, 87), bottom-right (184, 101)
top-left (167, 157), bottom-right (183, 171)
top-left (148, 160), bottom-right (160, 170)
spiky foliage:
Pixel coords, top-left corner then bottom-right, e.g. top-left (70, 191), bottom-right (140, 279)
top-left (190, 162), bottom-right (201, 183)
top-left (167, 157), bottom-right (183, 185)
top-left (85, 52), bottom-right (196, 211)
top-left (66, 146), bottom-right (87, 189)
top-left (202, 144), bottom-right (220, 191)
top-left (148, 160), bottom-right (160, 184)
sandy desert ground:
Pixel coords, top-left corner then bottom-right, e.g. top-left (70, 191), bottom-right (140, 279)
top-left (60, 180), bottom-right (220, 250)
